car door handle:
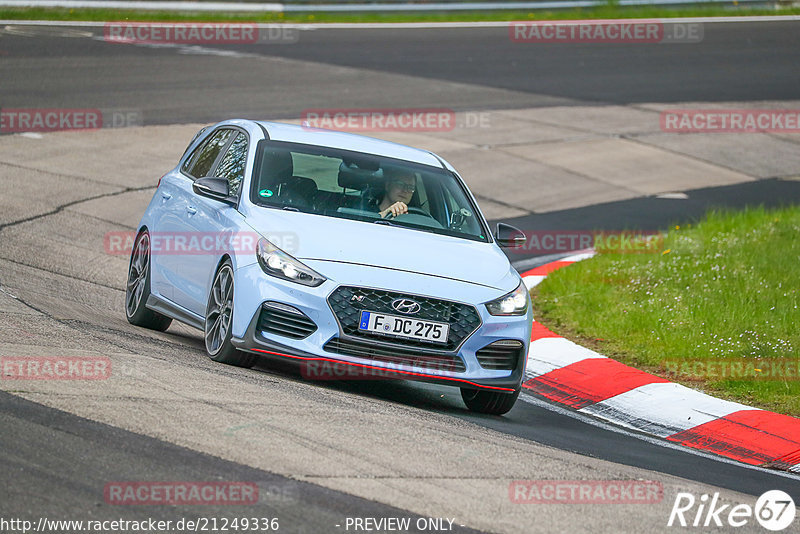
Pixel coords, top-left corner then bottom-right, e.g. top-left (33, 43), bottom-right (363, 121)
top-left (161, 192), bottom-right (172, 200)
top-left (186, 206), bottom-right (197, 215)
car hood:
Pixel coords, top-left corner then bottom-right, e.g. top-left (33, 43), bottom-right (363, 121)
top-left (244, 209), bottom-right (514, 291)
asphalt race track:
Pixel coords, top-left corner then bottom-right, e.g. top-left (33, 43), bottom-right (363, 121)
top-left (1, 21), bottom-right (800, 123)
top-left (1, 19), bottom-right (800, 533)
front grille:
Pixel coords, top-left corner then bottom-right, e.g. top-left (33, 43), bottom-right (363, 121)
top-left (327, 286), bottom-right (481, 351)
top-left (258, 302), bottom-right (317, 339)
top-left (475, 340), bottom-right (523, 371)
top-left (323, 338), bottom-right (466, 373)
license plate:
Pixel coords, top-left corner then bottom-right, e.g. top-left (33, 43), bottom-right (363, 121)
top-left (358, 311), bottom-right (449, 344)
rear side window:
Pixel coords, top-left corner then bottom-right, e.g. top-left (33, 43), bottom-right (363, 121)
top-left (182, 129), bottom-right (233, 179)
top-left (215, 132), bottom-right (248, 197)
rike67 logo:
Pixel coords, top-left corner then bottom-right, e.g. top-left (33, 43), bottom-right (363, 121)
top-left (668, 490), bottom-right (796, 531)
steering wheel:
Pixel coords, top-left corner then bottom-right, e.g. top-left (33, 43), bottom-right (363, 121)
top-left (386, 206), bottom-right (434, 219)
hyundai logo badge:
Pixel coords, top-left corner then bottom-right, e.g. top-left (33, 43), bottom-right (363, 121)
top-left (391, 298), bottom-right (421, 314)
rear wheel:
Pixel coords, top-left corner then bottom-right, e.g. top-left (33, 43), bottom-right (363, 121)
top-left (461, 387), bottom-right (520, 415)
top-left (125, 231), bottom-right (172, 331)
top-left (204, 260), bottom-right (256, 368)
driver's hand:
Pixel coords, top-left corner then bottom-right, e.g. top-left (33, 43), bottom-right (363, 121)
top-left (381, 202), bottom-right (408, 218)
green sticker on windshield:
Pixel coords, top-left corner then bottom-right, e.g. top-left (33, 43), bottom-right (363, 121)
top-left (258, 189), bottom-right (273, 198)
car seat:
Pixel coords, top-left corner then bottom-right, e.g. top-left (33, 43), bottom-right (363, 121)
top-left (259, 149), bottom-right (318, 209)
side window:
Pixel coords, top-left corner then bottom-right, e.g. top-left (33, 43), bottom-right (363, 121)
top-left (182, 129), bottom-right (233, 179)
top-left (181, 126), bottom-right (208, 159)
top-left (215, 132), bottom-right (248, 197)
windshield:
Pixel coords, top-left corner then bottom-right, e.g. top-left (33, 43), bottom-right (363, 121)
top-left (249, 141), bottom-right (489, 242)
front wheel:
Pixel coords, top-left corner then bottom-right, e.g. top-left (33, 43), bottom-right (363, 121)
top-left (125, 231), bottom-right (172, 331)
top-left (461, 387), bottom-right (520, 415)
top-left (204, 260), bottom-right (256, 368)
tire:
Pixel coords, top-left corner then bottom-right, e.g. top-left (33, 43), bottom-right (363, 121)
top-left (125, 231), bottom-right (172, 331)
top-left (204, 260), bottom-right (256, 368)
top-left (460, 387), bottom-right (520, 415)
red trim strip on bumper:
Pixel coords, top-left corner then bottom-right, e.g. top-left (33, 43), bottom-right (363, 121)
top-left (246, 347), bottom-right (517, 392)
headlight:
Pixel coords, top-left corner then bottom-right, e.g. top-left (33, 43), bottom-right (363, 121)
top-left (485, 281), bottom-right (529, 316)
top-left (256, 238), bottom-right (326, 287)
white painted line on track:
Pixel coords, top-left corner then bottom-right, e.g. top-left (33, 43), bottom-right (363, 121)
top-left (1, 0), bottom-right (285, 11)
top-left (518, 391), bottom-right (800, 482)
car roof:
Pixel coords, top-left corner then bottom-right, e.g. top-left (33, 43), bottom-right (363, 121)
top-left (256, 121), bottom-right (445, 169)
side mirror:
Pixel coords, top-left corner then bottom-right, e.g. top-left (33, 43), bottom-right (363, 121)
top-left (193, 177), bottom-right (236, 205)
top-left (495, 223), bottom-right (526, 248)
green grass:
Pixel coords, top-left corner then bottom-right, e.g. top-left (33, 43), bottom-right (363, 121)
top-left (1, 4), bottom-right (800, 23)
top-left (534, 206), bottom-right (800, 416)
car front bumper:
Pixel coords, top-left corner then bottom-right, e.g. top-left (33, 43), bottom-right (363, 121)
top-left (230, 262), bottom-right (531, 393)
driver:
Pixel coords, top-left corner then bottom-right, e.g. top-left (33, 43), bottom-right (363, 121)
top-left (376, 169), bottom-right (416, 218)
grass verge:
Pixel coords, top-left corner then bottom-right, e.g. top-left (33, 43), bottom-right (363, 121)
top-left (534, 205), bottom-right (800, 416)
top-left (1, 4), bottom-right (800, 23)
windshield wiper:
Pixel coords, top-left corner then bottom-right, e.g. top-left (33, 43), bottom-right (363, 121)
top-left (282, 206), bottom-right (300, 212)
top-left (373, 219), bottom-right (397, 226)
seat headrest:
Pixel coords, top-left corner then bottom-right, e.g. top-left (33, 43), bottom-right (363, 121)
top-left (261, 149), bottom-right (294, 182)
top-left (337, 161), bottom-right (382, 190)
